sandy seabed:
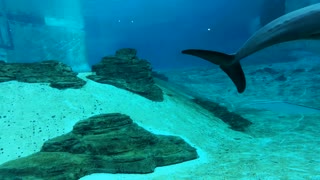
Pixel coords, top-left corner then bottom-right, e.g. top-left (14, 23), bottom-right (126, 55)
top-left (0, 72), bottom-right (319, 179)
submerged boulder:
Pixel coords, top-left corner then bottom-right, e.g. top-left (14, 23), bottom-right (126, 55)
top-left (0, 60), bottom-right (86, 89)
top-left (87, 48), bottom-right (164, 101)
top-left (0, 113), bottom-right (198, 179)
top-left (193, 97), bottom-right (252, 132)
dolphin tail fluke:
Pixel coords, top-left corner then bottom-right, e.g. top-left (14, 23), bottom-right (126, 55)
top-left (182, 49), bottom-right (235, 65)
top-left (181, 49), bottom-right (246, 93)
top-left (220, 62), bottom-right (246, 93)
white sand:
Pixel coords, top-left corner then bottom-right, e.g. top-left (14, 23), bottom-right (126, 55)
top-left (0, 73), bottom-right (319, 179)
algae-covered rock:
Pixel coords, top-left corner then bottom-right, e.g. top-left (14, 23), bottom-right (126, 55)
top-left (0, 60), bottom-right (86, 89)
top-left (193, 98), bottom-right (252, 132)
top-left (87, 48), bottom-right (164, 101)
top-left (0, 113), bottom-right (198, 179)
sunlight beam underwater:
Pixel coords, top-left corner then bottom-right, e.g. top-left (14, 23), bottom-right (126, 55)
top-left (182, 3), bottom-right (320, 93)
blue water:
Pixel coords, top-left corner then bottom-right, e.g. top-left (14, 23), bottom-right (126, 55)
top-left (0, 0), bottom-right (299, 69)
top-left (1, 0), bottom-right (320, 179)
top-left (83, 0), bottom-right (281, 69)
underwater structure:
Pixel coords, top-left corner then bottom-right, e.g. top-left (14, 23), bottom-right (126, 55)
top-left (0, 0), bottom-right (89, 72)
top-left (0, 113), bottom-right (198, 179)
top-left (0, 48), bottom-right (256, 179)
top-left (0, 0), bottom-right (319, 179)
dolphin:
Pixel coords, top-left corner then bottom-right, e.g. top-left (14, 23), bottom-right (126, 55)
top-left (182, 3), bottom-right (320, 93)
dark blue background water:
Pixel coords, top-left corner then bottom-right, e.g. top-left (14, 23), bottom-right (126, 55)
top-left (83, 0), bottom-right (286, 70)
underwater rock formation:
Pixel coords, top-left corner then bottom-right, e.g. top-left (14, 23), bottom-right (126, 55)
top-left (152, 71), bottom-right (169, 82)
top-left (87, 48), bottom-right (164, 101)
top-left (0, 113), bottom-right (198, 179)
top-left (0, 60), bottom-right (86, 89)
top-left (193, 98), bottom-right (252, 132)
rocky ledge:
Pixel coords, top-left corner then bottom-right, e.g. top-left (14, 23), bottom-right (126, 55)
top-left (0, 113), bottom-right (198, 179)
top-left (193, 97), bottom-right (252, 132)
top-left (0, 60), bottom-right (86, 89)
top-left (87, 48), bottom-right (164, 101)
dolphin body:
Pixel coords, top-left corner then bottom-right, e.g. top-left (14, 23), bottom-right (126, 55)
top-left (182, 3), bottom-right (320, 93)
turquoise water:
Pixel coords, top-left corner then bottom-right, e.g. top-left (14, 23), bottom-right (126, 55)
top-left (0, 0), bottom-right (320, 179)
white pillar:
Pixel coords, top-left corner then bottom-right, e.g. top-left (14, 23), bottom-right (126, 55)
top-left (43, 0), bottom-right (89, 72)
top-left (3, 0), bottom-right (89, 72)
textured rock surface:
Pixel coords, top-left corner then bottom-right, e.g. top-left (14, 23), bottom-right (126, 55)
top-left (0, 113), bottom-right (198, 179)
top-left (193, 98), bottom-right (252, 132)
top-left (87, 48), bottom-right (164, 101)
top-left (0, 60), bottom-right (86, 89)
